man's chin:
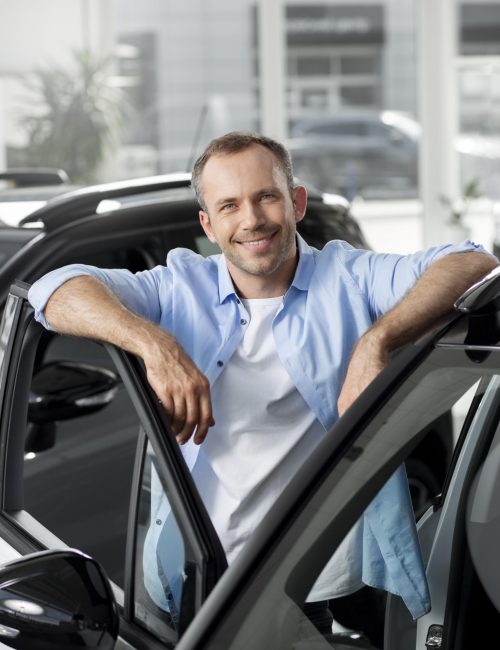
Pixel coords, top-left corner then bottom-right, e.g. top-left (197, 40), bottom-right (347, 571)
top-left (227, 255), bottom-right (279, 278)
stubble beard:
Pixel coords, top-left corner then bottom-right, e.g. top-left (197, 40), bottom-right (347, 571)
top-left (224, 222), bottom-right (296, 278)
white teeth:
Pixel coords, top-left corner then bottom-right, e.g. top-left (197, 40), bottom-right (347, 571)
top-left (240, 237), bottom-right (271, 246)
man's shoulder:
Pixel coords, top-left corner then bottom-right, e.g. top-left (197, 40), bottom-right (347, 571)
top-left (315, 239), bottom-right (363, 267)
top-left (166, 247), bottom-right (220, 270)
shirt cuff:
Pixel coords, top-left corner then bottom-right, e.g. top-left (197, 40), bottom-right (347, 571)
top-left (27, 265), bottom-right (95, 330)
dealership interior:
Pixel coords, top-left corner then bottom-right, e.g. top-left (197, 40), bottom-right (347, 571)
top-left (1, 3), bottom-right (500, 650)
top-left (1, 0), bottom-right (500, 255)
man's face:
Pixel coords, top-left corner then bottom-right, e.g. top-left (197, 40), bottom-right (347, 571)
top-left (198, 144), bottom-right (307, 297)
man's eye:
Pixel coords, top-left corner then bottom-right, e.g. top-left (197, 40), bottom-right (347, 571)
top-left (221, 203), bottom-right (236, 211)
top-left (260, 193), bottom-right (275, 201)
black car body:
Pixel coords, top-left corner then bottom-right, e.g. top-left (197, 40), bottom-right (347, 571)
top-left (0, 267), bottom-right (498, 649)
top-left (0, 173), bottom-right (452, 523)
top-left (0, 172), bottom-right (464, 648)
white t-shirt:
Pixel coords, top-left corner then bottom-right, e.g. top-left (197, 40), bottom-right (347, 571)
top-left (191, 296), bottom-right (362, 601)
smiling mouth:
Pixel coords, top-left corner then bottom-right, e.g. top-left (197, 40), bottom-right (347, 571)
top-left (236, 231), bottom-right (277, 250)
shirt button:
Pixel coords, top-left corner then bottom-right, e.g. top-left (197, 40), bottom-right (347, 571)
top-left (217, 360), bottom-right (224, 367)
top-left (240, 318), bottom-right (247, 325)
top-left (156, 519), bottom-right (162, 525)
top-left (236, 298), bottom-right (241, 304)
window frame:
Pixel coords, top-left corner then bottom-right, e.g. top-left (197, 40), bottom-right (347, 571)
top-left (172, 335), bottom-right (500, 649)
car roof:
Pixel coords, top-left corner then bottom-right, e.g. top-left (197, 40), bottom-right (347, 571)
top-left (19, 172), bottom-right (194, 231)
top-left (0, 171), bottom-right (365, 310)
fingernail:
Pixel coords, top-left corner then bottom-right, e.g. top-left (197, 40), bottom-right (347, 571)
top-left (176, 434), bottom-right (185, 445)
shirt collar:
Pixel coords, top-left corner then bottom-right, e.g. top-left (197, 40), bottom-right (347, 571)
top-left (217, 232), bottom-right (316, 304)
top-left (291, 233), bottom-right (316, 292)
top-left (217, 254), bottom-right (237, 303)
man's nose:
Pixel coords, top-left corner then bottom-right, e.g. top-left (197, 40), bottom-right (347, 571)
top-left (240, 201), bottom-right (265, 229)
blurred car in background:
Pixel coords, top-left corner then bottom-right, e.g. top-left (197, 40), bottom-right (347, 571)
top-left (0, 168), bottom-right (80, 225)
top-left (287, 111), bottom-right (500, 200)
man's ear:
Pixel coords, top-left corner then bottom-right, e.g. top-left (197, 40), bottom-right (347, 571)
top-left (199, 211), bottom-right (218, 244)
top-left (292, 185), bottom-right (307, 223)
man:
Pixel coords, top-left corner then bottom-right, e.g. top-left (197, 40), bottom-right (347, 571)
top-left (28, 132), bottom-right (497, 636)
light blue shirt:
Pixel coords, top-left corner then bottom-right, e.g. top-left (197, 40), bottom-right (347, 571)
top-left (28, 234), bottom-right (487, 619)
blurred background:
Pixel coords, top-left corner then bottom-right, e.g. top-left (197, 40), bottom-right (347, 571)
top-left (0, 0), bottom-right (499, 253)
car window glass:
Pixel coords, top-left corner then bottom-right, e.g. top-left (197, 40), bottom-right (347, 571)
top-left (77, 247), bottom-right (155, 272)
top-left (195, 235), bottom-right (220, 256)
top-left (133, 443), bottom-right (188, 645)
top-left (451, 379), bottom-right (480, 444)
top-left (466, 386), bottom-right (500, 617)
top-left (23, 333), bottom-right (140, 588)
top-left (257, 363), bottom-right (498, 650)
top-left (20, 327), bottom-right (203, 647)
top-left (296, 368), bottom-right (496, 647)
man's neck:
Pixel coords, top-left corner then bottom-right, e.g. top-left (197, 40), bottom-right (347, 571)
top-left (227, 257), bottom-right (298, 299)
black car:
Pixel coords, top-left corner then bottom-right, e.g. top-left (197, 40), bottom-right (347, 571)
top-left (0, 173), bottom-right (370, 581)
top-left (0, 173), bottom-right (455, 646)
top-left (0, 264), bottom-right (498, 649)
top-left (0, 172), bottom-right (451, 521)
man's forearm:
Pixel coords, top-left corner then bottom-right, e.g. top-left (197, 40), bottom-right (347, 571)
top-left (367, 251), bottom-right (498, 351)
top-left (338, 251), bottom-right (498, 415)
top-left (44, 276), bottom-right (214, 443)
top-left (44, 276), bottom-right (161, 358)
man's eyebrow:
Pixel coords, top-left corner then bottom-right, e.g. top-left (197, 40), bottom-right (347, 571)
top-left (214, 186), bottom-right (283, 208)
top-left (214, 196), bottom-right (238, 208)
top-left (257, 186), bottom-right (281, 195)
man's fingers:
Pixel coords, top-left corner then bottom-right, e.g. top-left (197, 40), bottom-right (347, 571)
top-left (159, 374), bottom-right (214, 445)
top-left (176, 391), bottom-right (199, 444)
top-left (194, 388), bottom-right (214, 445)
top-left (170, 392), bottom-right (187, 436)
top-left (145, 342), bottom-right (214, 444)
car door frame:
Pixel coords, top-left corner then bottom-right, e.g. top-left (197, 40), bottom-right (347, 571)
top-left (174, 309), bottom-right (500, 649)
top-left (0, 282), bottom-right (227, 649)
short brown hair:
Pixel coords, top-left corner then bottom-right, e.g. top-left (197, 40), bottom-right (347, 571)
top-left (191, 131), bottom-right (295, 211)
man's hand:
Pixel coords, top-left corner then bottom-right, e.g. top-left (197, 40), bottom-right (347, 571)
top-left (337, 333), bottom-right (388, 417)
top-left (142, 331), bottom-right (215, 445)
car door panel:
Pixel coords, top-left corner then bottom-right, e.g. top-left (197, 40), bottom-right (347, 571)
top-left (0, 283), bottom-right (227, 648)
top-left (174, 337), bottom-right (500, 648)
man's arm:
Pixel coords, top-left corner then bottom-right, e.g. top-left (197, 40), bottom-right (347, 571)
top-left (43, 276), bottom-right (214, 444)
top-left (337, 251), bottom-right (498, 415)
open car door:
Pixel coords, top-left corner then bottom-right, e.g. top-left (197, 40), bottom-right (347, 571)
top-left (0, 282), bottom-right (227, 649)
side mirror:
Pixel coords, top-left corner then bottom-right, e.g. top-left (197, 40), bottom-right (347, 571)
top-left (0, 549), bottom-right (118, 648)
top-left (28, 361), bottom-right (120, 423)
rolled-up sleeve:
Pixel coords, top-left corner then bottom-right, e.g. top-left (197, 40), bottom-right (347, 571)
top-left (28, 263), bottom-right (172, 329)
top-left (338, 239), bottom-right (493, 319)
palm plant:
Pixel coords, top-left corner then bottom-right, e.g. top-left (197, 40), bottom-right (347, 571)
top-left (20, 51), bottom-right (128, 184)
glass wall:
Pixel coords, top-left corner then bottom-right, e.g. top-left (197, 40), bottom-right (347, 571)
top-left (0, 0), bottom-right (260, 185)
top-left (458, 1), bottom-right (500, 203)
top-left (284, 0), bottom-right (419, 201)
top-left (0, 1), bottom-right (499, 215)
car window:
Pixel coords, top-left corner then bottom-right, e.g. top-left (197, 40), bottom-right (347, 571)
top-left (12, 324), bottom-right (216, 647)
top-left (23, 333), bottom-right (139, 588)
top-left (133, 442), bottom-right (189, 645)
top-left (291, 366), bottom-right (491, 648)
top-left (198, 346), bottom-right (500, 650)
